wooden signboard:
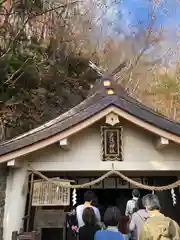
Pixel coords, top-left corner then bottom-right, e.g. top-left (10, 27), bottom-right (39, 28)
top-left (32, 180), bottom-right (70, 206)
top-left (104, 178), bottom-right (116, 188)
top-left (116, 178), bottom-right (129, 189)
top-left (101, 126), bottom-right (122, 161)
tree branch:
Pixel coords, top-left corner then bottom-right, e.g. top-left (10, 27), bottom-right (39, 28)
top-left (0, 0), bottom-right (81, 59)
top-left (5, 58), bottom-right (30, 85)
top-left (110, 1), bottom-right (159, 78)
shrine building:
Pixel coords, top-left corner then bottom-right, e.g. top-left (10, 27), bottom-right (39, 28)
top-left (0, 76), bottom-right (180, 240)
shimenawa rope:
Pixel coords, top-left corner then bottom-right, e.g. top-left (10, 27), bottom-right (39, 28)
top-left (28, 165), bottom-right (180, 191)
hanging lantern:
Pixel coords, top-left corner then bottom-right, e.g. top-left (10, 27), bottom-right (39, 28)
top-left (171, 188), bottom-right (176, 206)
top-left (72, 189), bottom-right (77, 206)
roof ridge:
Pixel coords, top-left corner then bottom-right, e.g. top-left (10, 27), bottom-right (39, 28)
top-left (1, 74), bottom-right (180, 157)
top-left (118, 92), bottom-right (180, 125)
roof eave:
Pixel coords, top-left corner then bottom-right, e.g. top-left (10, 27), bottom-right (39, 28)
top-left (1, 105), bottom-right (180, 163)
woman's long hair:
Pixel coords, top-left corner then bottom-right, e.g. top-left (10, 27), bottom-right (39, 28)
top-left (82, 207), bottom-right (97, 226)
top-left (133, 198), bottom-right (145, 214)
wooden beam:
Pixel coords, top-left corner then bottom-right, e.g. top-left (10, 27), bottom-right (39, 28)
top-left (7, 159), bottom-right (20, 168)
top-left (155, 137), bottom-right (169, 150)
top-left (58, 138), bottom-right (71, 150)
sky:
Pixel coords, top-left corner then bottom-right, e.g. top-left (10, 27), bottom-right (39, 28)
top-left (92, 0), bottom-right (180, 62)
top-left (96, 0), bottom-right (180, 37)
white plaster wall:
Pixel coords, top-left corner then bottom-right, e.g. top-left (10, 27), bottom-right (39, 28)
top-left (3, 165), bottom-right (29, 240)
top-left (4, 122), bottom-right (179, 240)
top-left (28, 122), bottom-right (180, 171)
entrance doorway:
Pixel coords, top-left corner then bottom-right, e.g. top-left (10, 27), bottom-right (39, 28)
top-left (42, 228), bottom-right (63, 240)
top-left (76, 188), bottom-right (150, 218)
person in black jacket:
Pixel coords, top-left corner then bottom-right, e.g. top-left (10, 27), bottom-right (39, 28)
top-left (79, 207), bottom-right (101, 240)
top-left (66, 206), bottom-right (78, 240)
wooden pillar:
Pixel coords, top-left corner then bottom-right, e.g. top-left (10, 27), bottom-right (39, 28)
top-left (3, 166), bottom-right (29, 240)
top-left (154, 176), bottom-right (180, 224)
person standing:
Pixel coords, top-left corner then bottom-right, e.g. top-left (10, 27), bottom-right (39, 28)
top-left (76, 191), bottom-right (101, 228)
top-left (79, 207), bottom-right (101, 240)
top-left (95, 206), bottom-right (124, 240)
top-left (125, 189), bottom-right (140, 219)
top-left (139, 194), bottom-right (180, 240)
top-left (129, 198), bottom-right (149, 240)
top-left (66, 206), bottom-right (78, 240)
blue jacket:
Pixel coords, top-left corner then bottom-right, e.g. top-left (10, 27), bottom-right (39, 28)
top-left (95, 228), bottom-right (124, 240)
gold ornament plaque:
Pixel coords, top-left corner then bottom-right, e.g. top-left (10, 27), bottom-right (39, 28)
top-left (101, 126), bottom-right (122, 161)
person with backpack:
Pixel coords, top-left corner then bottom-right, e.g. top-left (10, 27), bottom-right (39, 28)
top-left (129, 198), bottom-right (149, 240)
top-left (125, 189), bottom-right (140, 219)
top-left (139, 194), bottom-right (180, 240)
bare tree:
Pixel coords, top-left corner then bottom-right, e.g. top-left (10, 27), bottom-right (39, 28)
top-left (0, 0), bottom-right (179, 140)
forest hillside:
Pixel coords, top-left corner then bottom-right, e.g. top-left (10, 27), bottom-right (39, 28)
top-left (0, 0), bottom-right (179, 140)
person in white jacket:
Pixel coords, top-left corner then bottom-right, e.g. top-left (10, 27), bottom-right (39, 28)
top-left (125, 189), bottom-right (140, 218)
top-left (76, 191), bottom-right (101, 228)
